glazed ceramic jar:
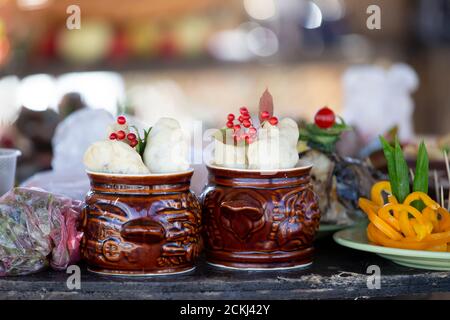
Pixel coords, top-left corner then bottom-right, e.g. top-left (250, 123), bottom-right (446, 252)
top-left (81, 170), bottom-right (202, 276)
top-left (201, 164), bottom-right (320, 270)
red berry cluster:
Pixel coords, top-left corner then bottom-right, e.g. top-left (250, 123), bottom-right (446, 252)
top-left (260, 110), bottom-right (278, 125)
top-left (109, 116), bottom-right (138, 147)
top-left (225, 107), bottom-right (280, 144)
top-left (226, 107), bottom-right (257, 144)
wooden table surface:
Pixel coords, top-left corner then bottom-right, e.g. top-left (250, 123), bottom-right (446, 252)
top-left (0, 237), bottom-right (449, 300)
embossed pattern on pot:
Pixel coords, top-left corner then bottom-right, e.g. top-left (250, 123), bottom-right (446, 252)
top-left (201, 165), bottom-right (320, 270)
top-left (81, 170), bottom-right (202, 276)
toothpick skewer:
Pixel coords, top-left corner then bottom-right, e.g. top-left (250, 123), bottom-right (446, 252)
top-left (434, 170), bottom-right (440, 205)
top-left (441, 186), bottom-right (445, 208)
top-left (409, 168), bottom-right (415, 181)
top-left (444, 151), bottom-right (450, 210)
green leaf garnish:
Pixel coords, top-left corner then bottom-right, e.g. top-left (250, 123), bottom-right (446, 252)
top-left (412, 141), bottom-right (429, 210)
top-left (380, 136), bottom-right (400, 201)
top-left (380, 136), bottom-right (410, 203)
top-left (299, 116), bottom-right (351, 154)
top-left (394, 138), bottom-right (411, 204)
top-left (132, 126), bottom-right (151, 158)
top-left (380, 136), bottom-right (430, 207)
top-left (213, 128), bottom-right (229, 144)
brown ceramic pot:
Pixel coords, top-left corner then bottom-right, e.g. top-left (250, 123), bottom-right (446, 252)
top-left (81, 170), bottom-right (202, 276)
top-left (201, 164), bottom-right (320, 270)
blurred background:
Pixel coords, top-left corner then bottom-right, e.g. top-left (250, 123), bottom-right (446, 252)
top-left (0, 0), bottom-right (449, 183)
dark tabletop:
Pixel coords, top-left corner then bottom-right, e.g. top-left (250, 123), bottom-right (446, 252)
top-left (1, 237), bottom-right (449, 300)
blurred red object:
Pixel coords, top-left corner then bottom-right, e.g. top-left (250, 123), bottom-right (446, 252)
top-left (158, 36), bottom-right (179, 59)
top-left (108, 27), bottom-right (131, 61)
top-left (38, 29), bottom-right (58, 60)
top-left (0, 135), bottom-right (14, 149)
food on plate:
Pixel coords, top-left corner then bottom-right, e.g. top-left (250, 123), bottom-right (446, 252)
top-left (83, 115), bottom-right (190, 174)
top-left (0, 188), bottom-right (82, 276)
top-left (359, 137), bottom-right (450, 252)
top-left (369, 129), bottom-right (450, 207)
top-left (299, 106), bottom-right (350, 154)
top-left (213, 90), bottom-right (299, 170)
top-left (403, 134), bottom-right (450, 161)
top-left (439, 134), bottom-right (450, 154)
top-left (298, 107), bottom-right (378, 225)
top-left (143, 117), bottom-right (190, 173)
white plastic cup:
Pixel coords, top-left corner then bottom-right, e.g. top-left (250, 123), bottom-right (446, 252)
top-left (0, 148), bottom-right (21, 197)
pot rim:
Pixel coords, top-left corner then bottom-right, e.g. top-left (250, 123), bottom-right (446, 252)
top-left (86, 168), bottom-right (194, 179)
top-left (206, 161), bottom-right (312, 173)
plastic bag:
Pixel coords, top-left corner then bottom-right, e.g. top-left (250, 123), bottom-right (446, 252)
top-left (21, 170), bottom-right (90, 201)
top-left (52, 108), bottom-right (114, 175)
top-left (342, 63), bottom-right (418, 143)
top-left (0, 187), bottom-right (83, 276)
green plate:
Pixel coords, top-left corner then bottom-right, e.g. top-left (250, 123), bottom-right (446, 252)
top-left (316, 219), bottom-right (367, 239)
top-left (320, 224), bottom-right (347, 232)
top-left (333, 227), bottom-right (450, 271)
top-left (316, 223), bottom-right (348, 239)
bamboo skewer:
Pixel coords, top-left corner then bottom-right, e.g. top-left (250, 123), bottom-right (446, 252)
top-left (409, 168), bottom-right (415, 182)
top-left (444, 151), bottom-right (450, 211)
top-left (434, 170), bottom-right (440, 205)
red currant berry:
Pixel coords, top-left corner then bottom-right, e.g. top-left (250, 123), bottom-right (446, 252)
top-left (240, 107), bottom-right (248, 115)
top-left (234, 124), bottom-right (241, 131)
top-left (269, 117), bottom-right (278, 125)
top-left (116, 130), bottom-right (126, 140)
top-left (227, 113), bottom-right (235, 121)
top-left (248, 127), bottom-right (257, 135)
top-left (127, 133), bottom-right (137, 141)
top-left (226, 121), bottom-right (234, 128)
top-left (130, 139), bottom-right (138, 147)
top-left (238, 116), bottom-right (244, 123)
top-left (109, 133), bottom-right (118, 140)
top-left (314, 106), bottom-right (335, 129)
top-left (261, 111), bottom-right (270, 120)
top-left (242, 114), bottom-right (250, 120)
top-left (242, 119), bottom-right (251, 128)
top-left (117, 116), bottom-right (126, 125)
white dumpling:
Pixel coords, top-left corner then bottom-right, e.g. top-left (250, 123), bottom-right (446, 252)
top-left (214, 139), bottom-right (247, 169)
top-left (278, 118), bottom-right (299, 147)
top-left (248, 124), bottom-right (280, 170)
top-left (279, 139), bottom-right (299, 168)
top-left (248, 118), bottom-right (299, 170)
top-left (83, 140), bottom-right (150, 174)
top-left (278, 118), bottom-right (299, 168)
top-left (143, 117), bottom-right (190, 173)
top-left (248, 140), bottom-right (277, 170)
